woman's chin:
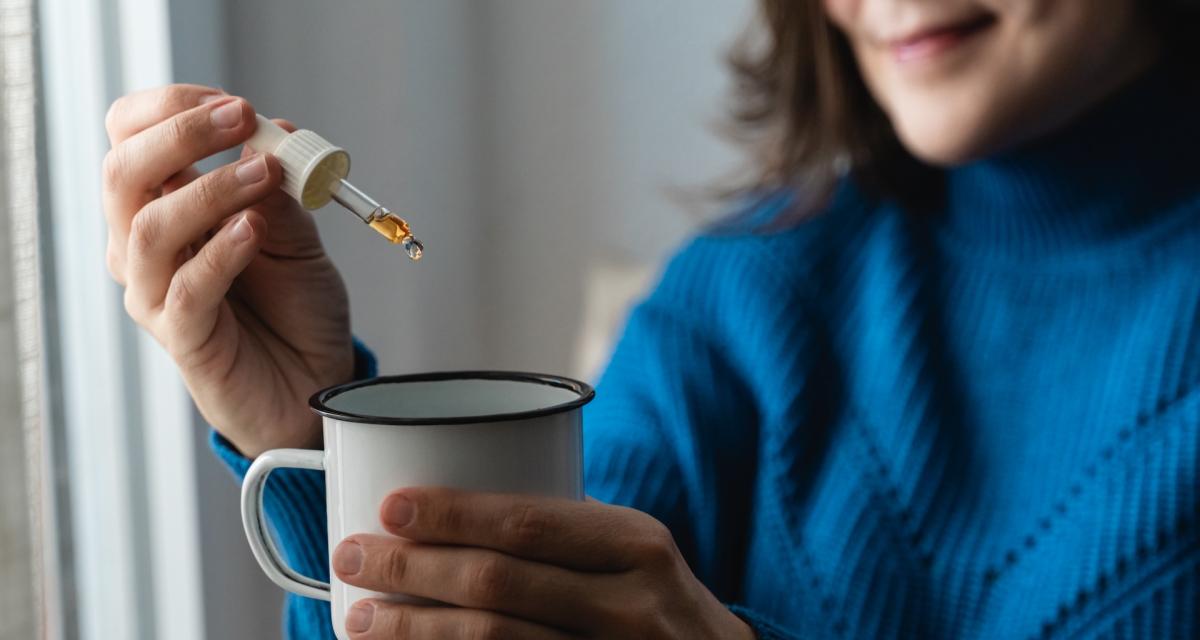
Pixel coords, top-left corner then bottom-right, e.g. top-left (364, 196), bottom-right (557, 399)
top-left (893, 120), bottom-right (1001, 168)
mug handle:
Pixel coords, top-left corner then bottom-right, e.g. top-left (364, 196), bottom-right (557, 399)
top-left (240, 448), bottom-right (332, 602)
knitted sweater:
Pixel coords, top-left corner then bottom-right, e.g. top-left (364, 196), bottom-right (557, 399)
top-left (214, 62), bottom-right (1200, 639)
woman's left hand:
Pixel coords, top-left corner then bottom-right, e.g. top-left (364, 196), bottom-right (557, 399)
top-left (332, 488), bottom-right (755, 639)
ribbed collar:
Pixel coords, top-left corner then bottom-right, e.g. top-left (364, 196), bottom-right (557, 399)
top-left (941, 60), bottom-right (1200, 256)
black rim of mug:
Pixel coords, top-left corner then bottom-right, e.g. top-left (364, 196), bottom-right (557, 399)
top-left (308, 370), bottom-right (596, 426)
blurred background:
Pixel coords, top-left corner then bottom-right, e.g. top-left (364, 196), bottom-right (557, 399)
top-left (0, 0), bottom-right (751, 638)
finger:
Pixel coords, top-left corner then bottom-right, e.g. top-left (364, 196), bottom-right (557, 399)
top-left (102, 96), bottom-right (258, 235)
top-left (334, 535), bottom-right (598, 630)
top-left (105, 84), bottom-right (225, 145)
top-left (379, 488), bottom-right (672, 572)
top-left (105, 164), bottom-right (202, 286)
top-left (345, 599), bottom-right (574, 640)
top-left (124, 153), bottom-right (280, 314)
top-left (102, 89), bottom-right (213, 285)
top-left (162, 165), bottom-right (203, 195)
top-left (153, 210), bottom-right (265, 356)
top-left (106, 228), bottom-right (128, 286)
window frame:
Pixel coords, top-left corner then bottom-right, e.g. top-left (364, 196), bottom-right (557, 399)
top-left (36, 0), bottom-right (216, 637)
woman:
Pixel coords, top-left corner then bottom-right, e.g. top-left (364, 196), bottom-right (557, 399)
top-left (102, 0), bottom-right (1199, 637)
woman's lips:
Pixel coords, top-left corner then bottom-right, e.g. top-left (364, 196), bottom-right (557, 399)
top-left (887, 15), bottom-right (996, 63)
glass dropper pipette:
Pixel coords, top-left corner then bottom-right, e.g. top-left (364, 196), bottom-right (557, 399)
top-left (329, 178), bottom-right (424, 260)
top-left (244, 114), bottom-right (424, 260)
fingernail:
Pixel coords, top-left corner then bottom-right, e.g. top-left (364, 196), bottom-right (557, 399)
top-left (383, 495), bottom-right (414, 529)
top-left (230, 215), bottom-right (253, 243)
top-left (211, 100), bottom-right (243, 129)
top-left (198, 92), bottom-right (226, 105)
top-left (333, 541), bottom-right (364, 575)
top-left (345, 602), bottom-right (374, 633)
top-left (235, 154), bottom-right (266, 184)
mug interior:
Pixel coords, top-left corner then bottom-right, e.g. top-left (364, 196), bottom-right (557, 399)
top-left (311, 372), bottom-right (593, 424)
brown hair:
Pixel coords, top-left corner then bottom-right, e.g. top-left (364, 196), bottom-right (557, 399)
top-left (726, 0), bottom-right (1199, 221)
top-left (726, 0), bottom-right (936, 219)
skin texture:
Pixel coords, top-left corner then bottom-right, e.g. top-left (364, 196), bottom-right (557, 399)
top-left (331, 489), bottom-right (754, 639)
top-left (822, 0), bottom-right (1161, 164)
top-left (102, 85), bottom-right (352, 458)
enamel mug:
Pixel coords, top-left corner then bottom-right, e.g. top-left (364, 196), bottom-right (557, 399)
top-left (240, 371), bottom-right (593, 639)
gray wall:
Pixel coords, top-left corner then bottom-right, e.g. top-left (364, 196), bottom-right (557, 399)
top-left (228, 0), bottom-right (488, 373)
top-left (223, 0), bottom-right (748, 376)
top-left (201, 0), bottom-right (749, 634)
top-left (478, 1), bottom-right (749, 375)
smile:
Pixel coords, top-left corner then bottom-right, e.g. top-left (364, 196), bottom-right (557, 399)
top-left (886, 14), bottom-right (997, 63)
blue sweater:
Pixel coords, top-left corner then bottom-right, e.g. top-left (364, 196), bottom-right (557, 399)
top-left (214, 64), bottom-right (1200, 639)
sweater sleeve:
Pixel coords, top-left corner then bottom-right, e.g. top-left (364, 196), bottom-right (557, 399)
top-left (209, 337), bottom-right (377, 640)
top-left (583, 239), bottom-right (762, 605)
top-left (727, 605), bottom-right (805, 640)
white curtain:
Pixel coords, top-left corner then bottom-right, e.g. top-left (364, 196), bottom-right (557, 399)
top-left (0, 0), bottom-right (44, 638)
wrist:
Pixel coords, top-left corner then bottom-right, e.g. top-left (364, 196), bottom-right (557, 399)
top-left (720, 608), bottom-right (758, 640)
top-left (725, 605), bottom-right (796, 640)
top-left (218, 421), bottom-right (322, 459)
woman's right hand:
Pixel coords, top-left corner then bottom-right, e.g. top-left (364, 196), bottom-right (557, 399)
top-left (102, 84), bottom-right (355, 458)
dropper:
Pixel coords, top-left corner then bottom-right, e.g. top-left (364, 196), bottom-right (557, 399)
top-left (329, 179), bottom-right (423, 260)
top-left (244, 115), bottom-right (423, 260)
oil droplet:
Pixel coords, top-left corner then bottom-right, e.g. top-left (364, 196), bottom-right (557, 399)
top-left (367, 213), bottom-right (423, 259)
top-left (367, 214), bottom-right (409, 243)
top-left (402, 236), bottom-right (424, 261)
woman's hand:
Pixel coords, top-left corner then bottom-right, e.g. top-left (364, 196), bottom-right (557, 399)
top-left (102, 84), bottom-right (353, 457)
top-left (331, 489), bottom-right (755, 639)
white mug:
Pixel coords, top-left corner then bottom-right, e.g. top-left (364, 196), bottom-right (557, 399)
top-left (240, 371), bottom-right (593, 639)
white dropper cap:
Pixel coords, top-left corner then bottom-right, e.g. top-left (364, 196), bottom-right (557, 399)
top-left (243, 115), bottom-right (424, 260)
top-left (244, 115), bottom-right (349, 210)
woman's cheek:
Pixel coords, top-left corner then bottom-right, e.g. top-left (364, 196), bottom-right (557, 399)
top-left (821, 0), bottom-right (860, 33)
